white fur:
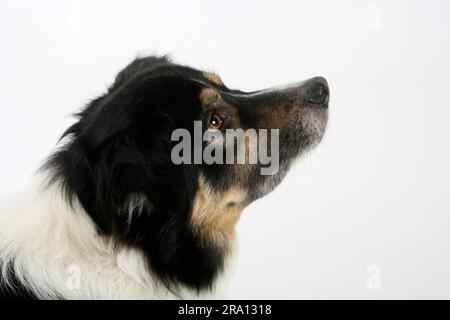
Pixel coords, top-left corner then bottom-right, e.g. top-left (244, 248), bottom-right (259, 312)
top-left (0, 172), bottom-right (233, 300)
top-left (122, 192), bottom-right (149, 225)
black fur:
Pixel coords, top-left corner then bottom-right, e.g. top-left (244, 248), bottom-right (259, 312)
top-left (0, 260), bottom-right (40, 300)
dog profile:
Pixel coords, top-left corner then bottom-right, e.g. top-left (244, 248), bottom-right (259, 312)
top-left (0, 55), bottom-right (329, 299)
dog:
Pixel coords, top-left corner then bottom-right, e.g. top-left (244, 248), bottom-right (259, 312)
top-left (0, 55), bottom-right (329, 299)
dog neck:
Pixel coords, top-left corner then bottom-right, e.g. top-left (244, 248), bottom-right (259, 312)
top-left (0, 173), bottom-right (232, 299)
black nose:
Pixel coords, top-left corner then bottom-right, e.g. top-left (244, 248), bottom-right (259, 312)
top-left (305, 77), bottom-right (329, 106)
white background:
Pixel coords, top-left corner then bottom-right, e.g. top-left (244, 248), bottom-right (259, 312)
top-left (1, 0), bottom-right (449, 299)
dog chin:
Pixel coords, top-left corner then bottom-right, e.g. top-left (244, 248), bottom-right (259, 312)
top-left (254, 110), bottom-right (328, 200)
top-left (252, 164), bottom-right (290, 200)
top-left (301, 108), bottom-right (328, 151)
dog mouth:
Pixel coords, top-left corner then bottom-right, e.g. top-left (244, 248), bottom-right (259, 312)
top-left (193, 75), bottom-right (329, 202)
top-left (298, 106), bottom-right (329, 150)
top-left (245, 77), bottom-right (330, 200)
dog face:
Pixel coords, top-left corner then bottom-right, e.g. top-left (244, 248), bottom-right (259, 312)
top-left (191, 73), bottom-right (329, 242)
top-left (46, 56), bottom-right (328, 291)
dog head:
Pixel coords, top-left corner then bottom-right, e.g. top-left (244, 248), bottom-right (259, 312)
top-left (45, 55), bottom-right (329, 291)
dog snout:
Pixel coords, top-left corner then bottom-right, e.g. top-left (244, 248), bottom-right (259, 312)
top-left (303, 77), bottom-right (329, 107)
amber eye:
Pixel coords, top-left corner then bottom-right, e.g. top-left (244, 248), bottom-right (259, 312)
top-left (208, 113), bottom-right (223, 130)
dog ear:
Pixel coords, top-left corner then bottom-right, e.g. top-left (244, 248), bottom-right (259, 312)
top-left (111, 55), bottom-right (171, 91)
top-left (78, 56), bottom-right (172, 149)
top-left (82, 94), bottom-right (134, 149)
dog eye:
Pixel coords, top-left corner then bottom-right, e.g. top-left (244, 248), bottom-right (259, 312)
top-left (208, 113), bottom-right (223, 130)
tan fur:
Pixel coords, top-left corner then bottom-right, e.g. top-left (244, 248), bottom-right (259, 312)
top-left (199, 87), bottom-right (220, 106)
top-left (190, 175), bottom-right (247, 249)
top-left (204, 72), bottom-right (224, 86)
top-left (199, 73), bottom-right (224, 106)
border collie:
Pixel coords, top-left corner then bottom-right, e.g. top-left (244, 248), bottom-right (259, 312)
top-left (0, 55), bottom-right (329, 299)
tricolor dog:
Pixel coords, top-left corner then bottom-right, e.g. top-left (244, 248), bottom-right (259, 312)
top-left (0, 55), bottom-right (329, 299)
